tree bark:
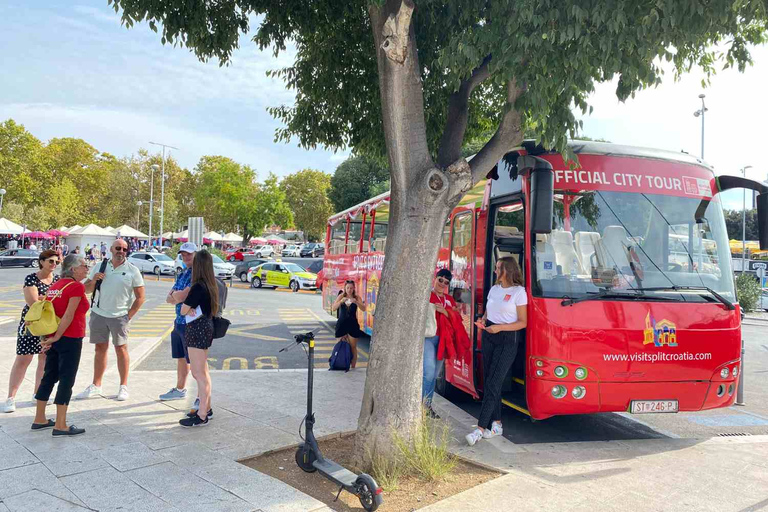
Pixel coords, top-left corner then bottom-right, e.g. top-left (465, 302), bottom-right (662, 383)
top-left (354, 0), bottom-right (474, 468)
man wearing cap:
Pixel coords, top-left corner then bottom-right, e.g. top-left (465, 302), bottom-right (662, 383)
top-left (75, 239), bottom-right (146, 401)
top-left (158, 242), bottom-right (197, 402)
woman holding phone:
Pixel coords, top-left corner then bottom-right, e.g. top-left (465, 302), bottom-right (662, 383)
top-left (332, 280), bottom-right (366, 369)
top-left (466, 256), bottom-right (527, 446)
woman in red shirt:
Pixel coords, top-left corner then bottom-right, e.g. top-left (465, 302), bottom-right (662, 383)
top-left (422, 268), bottom-right (455, 418)
top-left (32, 254), bottom-right (90, 436)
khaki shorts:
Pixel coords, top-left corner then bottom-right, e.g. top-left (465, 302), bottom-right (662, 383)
top-left (89, 312), bottom-right (130, 346)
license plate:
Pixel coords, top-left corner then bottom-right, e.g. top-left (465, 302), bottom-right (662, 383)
top-left (630, 400), bottom-right (678, 414)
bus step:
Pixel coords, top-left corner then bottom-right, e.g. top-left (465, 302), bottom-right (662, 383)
top-left (501, 389), bottom-right (530, 417)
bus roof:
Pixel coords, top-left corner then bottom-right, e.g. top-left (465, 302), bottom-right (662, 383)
top-left (327, 140), bottom-right (711, 225)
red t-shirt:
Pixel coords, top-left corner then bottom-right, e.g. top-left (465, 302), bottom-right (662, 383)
top-left (47, 278), bottom-right (89, 338)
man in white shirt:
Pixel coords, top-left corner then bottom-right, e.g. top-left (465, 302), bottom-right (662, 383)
top-left (75, 239), bottom-right (146, 401)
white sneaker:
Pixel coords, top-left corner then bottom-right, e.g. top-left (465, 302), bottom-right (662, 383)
top-left (3, 397), bottom-right (15, 413)
top-left (116, 385), bottom-right (129, 401)
top-left (75, 384), bottom-right (102, 400)
top-left (483, 421), bottom-right (503, 439)
top-left (465, 427), bottom-right (484, 446)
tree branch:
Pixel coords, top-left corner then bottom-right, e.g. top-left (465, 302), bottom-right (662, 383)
top-left (437, 55), bottom-right (492, 168)
top-left (469, 79), bottom-right (524, 184)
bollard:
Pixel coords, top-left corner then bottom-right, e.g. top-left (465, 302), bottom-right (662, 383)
top-left (229, 274), bottom-right (234, 287)
top-left (736, 338), bottom-right (746, 406)
top-left (157, 271), bottom-right (160, 282)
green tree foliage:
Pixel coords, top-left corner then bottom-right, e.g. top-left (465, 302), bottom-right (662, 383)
top-left (281, 169), bottom-right (333, 241)
top-left (735, 272), bottom-right (761, 312)
top-left (724, 208), bottom-right (760, 242)
top-left (329, 156), bottom-right (390, 212)
top-left (248, 173), bottom-right (294, 239)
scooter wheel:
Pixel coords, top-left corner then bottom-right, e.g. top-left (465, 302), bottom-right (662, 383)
top-left (355, 473), bottom-right (382, 511)
top-left (295, 444), bottom-right (317, 473)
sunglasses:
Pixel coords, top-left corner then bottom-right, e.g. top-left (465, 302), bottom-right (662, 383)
top-left (45, 259), bottom-right (60, 265)
top-left (437, 278), bottom-right (450, 285)
top-left (113, 247), bottom-right (128, 252)
top-left (345, 280), bottom-right (355, 284)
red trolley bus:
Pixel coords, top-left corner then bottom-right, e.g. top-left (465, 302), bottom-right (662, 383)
top-left (321, 140), bottom-right (768, 420)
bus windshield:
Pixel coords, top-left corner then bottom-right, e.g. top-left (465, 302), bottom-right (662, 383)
top-left (533, 190), bottom-right (735, 302)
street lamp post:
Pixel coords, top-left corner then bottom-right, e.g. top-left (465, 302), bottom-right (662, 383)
top-left (693, 93), bottom-right (708, 160)
top-left (149, 164), bottom-right (159, 248)
top-left (0, 188), bottom-right (6, 215)
top-left (741, 165), bottom-right (754, 272)
top-left (137, 201), bottom-right (142, 231)
top-left (149, 142), bottom-right (178, 250)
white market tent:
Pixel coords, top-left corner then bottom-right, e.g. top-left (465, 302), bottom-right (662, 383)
top-left (57, 226), bottom-right (70, 232)
top-left (68, 225), bottom-right (83, 233)
top-left (222, 232), bottom-right (243, 243)
top-left (64, 224), bottom-right (116, 250)
top-left (161, 231), bottom-right (175, 240)
top-left (114, 224), bottom-right (148, 238)
top-left (105, 226), bottom-right (117, 234)
top-left (175, 229), bottom-right (189, 239)
top-left (204, 231), bottom-right (224, 242)
top-left (0, 218), bottom-right (25, 235)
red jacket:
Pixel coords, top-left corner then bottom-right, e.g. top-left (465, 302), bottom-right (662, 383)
top-left (436, 309), bottom-right (470, 361)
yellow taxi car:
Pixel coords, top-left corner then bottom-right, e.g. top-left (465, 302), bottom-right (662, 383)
top-left (249, 261), bottom-right (318, 292)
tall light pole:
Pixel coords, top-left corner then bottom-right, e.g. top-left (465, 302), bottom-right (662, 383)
top-left (741, 165), bottom-right (753, 272)
top-left (149, 164), bottom-right (159, 248)
top-left (0, 188), bottom-right (6, 216)
top-left (149, 141), bottom-right (179, 249)
top-left (693, 93), bottom-right (708, 160)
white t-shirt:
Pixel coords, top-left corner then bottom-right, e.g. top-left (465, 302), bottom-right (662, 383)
top-left (486, 285), bottom-right (527, 324)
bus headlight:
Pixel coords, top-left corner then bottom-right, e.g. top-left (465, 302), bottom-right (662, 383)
top-left (732, 366), bottom-right (739, 378)
top-left (554, 366), bottom-right (568, 378)
top-left (720, 368), bottom-right (729, 379)
top-left (535, 360), bottom-right (544, 367)
top-left (572, 386), bottom-right (586, 399)
top-left (551, 385), bottom-right (567, 399)
top-left (574, 367), bottom-right (588, 380)
top-left (535, 370), bottom-right (544, 377)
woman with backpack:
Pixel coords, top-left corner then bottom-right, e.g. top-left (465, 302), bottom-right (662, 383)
top-left (178, 250), bottom-right (219, 427)
top-left (33, 254), bottom-right (90, 436)
top-left (332, 280), bottom-right (366, 369)
top-left (3, 250), bottom-right (61, 413)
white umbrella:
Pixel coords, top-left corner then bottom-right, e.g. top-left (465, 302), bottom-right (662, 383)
top-left (0, 218), bottom-right (25, 235)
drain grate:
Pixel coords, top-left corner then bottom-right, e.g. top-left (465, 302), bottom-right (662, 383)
top-left (717, 432), bottom-right (752, 437)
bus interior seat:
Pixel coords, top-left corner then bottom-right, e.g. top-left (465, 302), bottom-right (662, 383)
top-left (594, 225), bottom-right (631, 271)
top-left (551, 230), bottom-right (583, 275)
top-left (575, 232), bottom-right (601, 271)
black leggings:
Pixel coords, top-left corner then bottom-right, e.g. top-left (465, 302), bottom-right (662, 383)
top-left (478, 323), bottom-right (519, 430)
top-left (35, 336), bottom-right (83, 406)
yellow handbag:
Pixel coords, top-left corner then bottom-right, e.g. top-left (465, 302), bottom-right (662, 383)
top-left (25, 281), bottom-right (74, 337)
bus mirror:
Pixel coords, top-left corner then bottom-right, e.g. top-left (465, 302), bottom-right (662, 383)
top-left (757, 193), bottom-right (768, 250)
top-left (530, 168), bottom-right (554, 234)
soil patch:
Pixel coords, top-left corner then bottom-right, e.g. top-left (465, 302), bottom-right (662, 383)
top-left (242, 433), bottom-right (501, 511)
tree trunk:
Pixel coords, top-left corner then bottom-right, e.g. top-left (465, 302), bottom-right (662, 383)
top-left (354, 0), bottom-right (473, 468)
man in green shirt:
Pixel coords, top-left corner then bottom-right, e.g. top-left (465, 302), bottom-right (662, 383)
top-left (75, 239), bottom-right (146, 401)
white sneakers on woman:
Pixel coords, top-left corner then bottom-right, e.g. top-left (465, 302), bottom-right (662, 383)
top-left (466, 421), bottom-right (503, 446)
top-left (2, 397), bottom-right (15, 413)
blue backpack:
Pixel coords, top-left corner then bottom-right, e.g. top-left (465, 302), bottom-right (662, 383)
top-left (328, 340), bottom-right (352, 372)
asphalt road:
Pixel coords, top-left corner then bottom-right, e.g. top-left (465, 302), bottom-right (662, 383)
top-left (1, 264), bottom-right (765, 445)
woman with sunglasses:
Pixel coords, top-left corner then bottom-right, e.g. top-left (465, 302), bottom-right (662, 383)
top-left (332, 280), bottom-right (366, 369)
top-left (3, 250), bottom-right (61, 413)
top-left (422, 268), bottom-right (455, 418)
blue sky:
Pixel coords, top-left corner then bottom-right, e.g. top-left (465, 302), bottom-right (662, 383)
top-left (1, 1), bottom-right (766, 210)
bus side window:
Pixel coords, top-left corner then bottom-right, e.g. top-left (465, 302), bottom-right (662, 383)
top-left (330, 222), bottom-right (346, 255)
top-left (450, 213), bottom-right (473, 327)
top-left (372, 222), bottom-right (388, 254)
top-left (347, 221), bottom-right (363, 254)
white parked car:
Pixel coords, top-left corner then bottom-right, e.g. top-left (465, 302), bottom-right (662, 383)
top-left (760, 289), bottom-right (768, 312)
top-left (174, 253), bottom-right (236, 279)
top-left (281, 244), bottom-right (303, 257)
top-left (128, 252), bottom-right (176, 275)
top-left (253, 245), bottom-right (274, 257)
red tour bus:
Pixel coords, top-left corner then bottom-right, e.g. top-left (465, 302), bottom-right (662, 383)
top-left (321, 140), bottom-right (768, 420)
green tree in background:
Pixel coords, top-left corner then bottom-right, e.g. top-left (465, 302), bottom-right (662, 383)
top-left (194, 155), bottom-right (259, 235)
top-left (247, 173), bottom-right (294, 241)
top-left (724, 209), bottom-right (759, 242)
top-left (282, 169), bottom-right (333, 241)
top-left (329, 156), bottom-right (389, 212)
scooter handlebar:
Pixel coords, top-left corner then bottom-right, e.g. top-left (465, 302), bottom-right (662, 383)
top-left (294, 331), bottom-right (316, 344)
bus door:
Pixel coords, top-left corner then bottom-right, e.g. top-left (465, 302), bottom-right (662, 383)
top-left (484, 199), bottom-right (528, 413)
top-left (443, 207), bottom-right (478, 397)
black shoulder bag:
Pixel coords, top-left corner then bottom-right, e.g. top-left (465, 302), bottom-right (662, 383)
top-left (91, 258), bottom-right (109, 308)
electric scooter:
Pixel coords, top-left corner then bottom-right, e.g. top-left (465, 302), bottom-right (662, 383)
top-left (280, 331), bottom-right (383, 511)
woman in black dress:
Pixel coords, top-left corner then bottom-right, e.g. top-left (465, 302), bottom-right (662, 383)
top-left (332, 280), bottom-right (366, 369)
top-left (3, 250), bottom-right (61, 413)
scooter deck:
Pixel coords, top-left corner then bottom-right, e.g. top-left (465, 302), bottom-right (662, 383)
top-left (313, 459), bottom-right (358, 487)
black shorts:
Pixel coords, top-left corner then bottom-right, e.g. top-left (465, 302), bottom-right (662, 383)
top-left (171, 323), bottom-right (189, 362)
top-left (184, 317), bottom-right (214, 350)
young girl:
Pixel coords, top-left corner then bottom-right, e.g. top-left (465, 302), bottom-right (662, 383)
top-left (179, 250), bottom-right (219, 427)
top-left (466, 256), bottom-right (527, 446)
top-left (332, 280), bottom-right (366, 369)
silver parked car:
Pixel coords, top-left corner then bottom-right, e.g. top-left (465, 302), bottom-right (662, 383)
top-left (128, 252), bottom-right (176, 275)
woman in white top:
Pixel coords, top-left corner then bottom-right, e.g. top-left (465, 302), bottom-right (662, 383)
top-left (466, 256), bottom-right (527, 446)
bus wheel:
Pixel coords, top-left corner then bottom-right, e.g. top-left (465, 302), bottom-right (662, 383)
top-left (290, 280), bottom-right (299, 292)
top-left (252, 277), bottom-right (262, 288)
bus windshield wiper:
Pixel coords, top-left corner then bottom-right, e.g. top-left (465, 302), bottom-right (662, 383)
top-left (632, 286), bottom-right (735, 310)
top-left (560, 290), bottom-right (675, 307)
